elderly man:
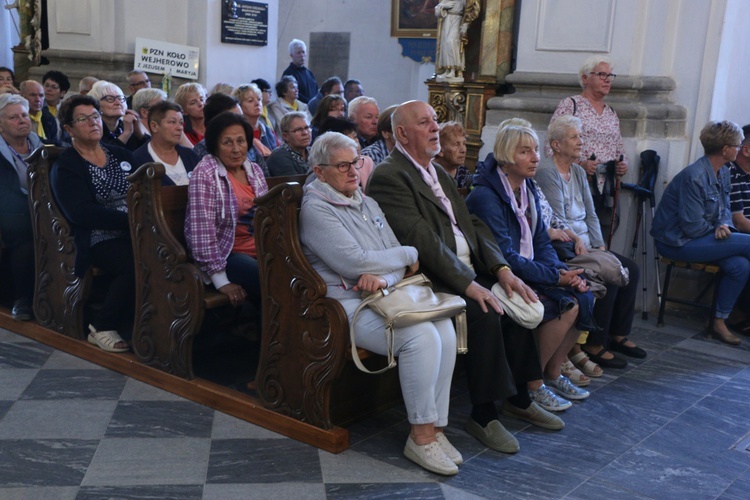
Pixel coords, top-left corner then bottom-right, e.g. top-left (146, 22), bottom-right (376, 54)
top-left (20, 80), bottom-right (58, 145)
top-left (367, 100), bottom-right (561, 453)
top-left (281, 39), bottom-right (317, 104)
top-left (266, 111), bottom-right (311, 177)
top-left (306, 76), bottom-right (344, 116)
top-left (0, 94), bottom-right (43, 320)
top-left (126, 70), bottom-right (151, 108)
top-left (78, 76), bottom-right (99, 96)
top-left (730, 124), bottom-right (750, 233)
top-left (348, 96), bottom-right (379, 149)
top-left (344, 79), bottom-right (364, 103)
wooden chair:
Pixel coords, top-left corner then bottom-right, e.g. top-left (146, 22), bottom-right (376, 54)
top-left (657, 258), bottom-right (720, 327)
top-left (27, 144), bottom-right (90, 339)
top-left (126, 162), bottom-right (230, 379)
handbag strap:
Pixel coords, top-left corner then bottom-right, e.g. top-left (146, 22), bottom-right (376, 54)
top-left (349, 291), bottom-right (397, 375)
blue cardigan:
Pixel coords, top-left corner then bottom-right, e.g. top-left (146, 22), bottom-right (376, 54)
top-left (466, 154), bottom-right (565, 287)
top-left (132, 143), bottom-right (200, 186)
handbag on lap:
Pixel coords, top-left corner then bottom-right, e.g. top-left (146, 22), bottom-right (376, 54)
top-left (349, 273), bottom-right (468, 375)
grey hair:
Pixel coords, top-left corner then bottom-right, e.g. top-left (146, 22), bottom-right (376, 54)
top-left (89, 80), bottom-right (128, 110)
top-left (289, 38), bottom-right (306, 54)
top-left (132, 88), bottom-right (167, 115)
top-left (280, 111), bottom-right (308, 133)
top-left (127, 69), bottom-right (147, 83)
top-left (578, 55), bottom-right (613, 88)
top-left (348, 96), bottom-right (378, 119)
top-left (0, 93), bottom-right (30, 115)
top-left (547, 115), bottom-right (582, 144)
top-left (309, 131), bottom-right (358, 168)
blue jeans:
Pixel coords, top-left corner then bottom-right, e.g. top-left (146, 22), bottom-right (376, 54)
top-left (656, 232), bottom-right (750, 318)
top-left (226, 252), bottom-right (261, 306)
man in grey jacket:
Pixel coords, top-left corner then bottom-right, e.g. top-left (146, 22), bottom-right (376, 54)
top-left (368, 100), bottom-right (563, 454)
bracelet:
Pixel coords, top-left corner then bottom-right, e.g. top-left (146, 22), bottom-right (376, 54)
top-left (495, 265), bottom-right (511, 274)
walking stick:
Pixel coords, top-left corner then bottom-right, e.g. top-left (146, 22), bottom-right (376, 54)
top-left (606, 155), bottom-right (624, 249)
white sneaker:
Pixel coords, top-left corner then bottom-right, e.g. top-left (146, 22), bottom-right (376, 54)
top-left (403, 436), bottom-right (458, 476)
top-left (529, 384), bottom-right (572, 412)
top-left (435, 431), bottom-right (463, 465)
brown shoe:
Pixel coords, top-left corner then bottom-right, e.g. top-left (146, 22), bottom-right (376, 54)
top-left (708, 328), bottom-right (741, 346)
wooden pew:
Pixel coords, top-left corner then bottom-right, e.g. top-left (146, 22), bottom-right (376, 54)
top-left (126, 162), bottom-right (230, 379)
top-left (253, 181), bottom-right (401, 430)
top-left (26, 144), bottom-right (90, 339)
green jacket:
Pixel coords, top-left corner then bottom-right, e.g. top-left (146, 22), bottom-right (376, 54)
top-left (367, 148), bottom-right (509, 295)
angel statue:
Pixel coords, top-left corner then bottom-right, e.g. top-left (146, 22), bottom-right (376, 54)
top-left (434, 0), bottom-right (480, 83)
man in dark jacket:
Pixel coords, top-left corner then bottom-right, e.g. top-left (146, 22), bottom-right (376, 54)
top-left (281, 39), bottom-right (317, 104)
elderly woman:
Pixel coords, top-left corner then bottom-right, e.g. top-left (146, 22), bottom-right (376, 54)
top-left (435, 121), bottom-right (471, 189)
top-left (466, 125), bottom-right (594, 411)
top-left (316, 116), bottom-right (376, 189)
top-left (175, 83), bottom-right (207, 145)
top-left (546, 56), bottom-right (627, 237)
top-left (50, 95), bottom-right (135, 352)
top-left (267, 76), bottom-right (312, 138)
top-left (310, 94), bottom-right (347, 138)
top-left (652, 121), bottom-right (750, 345)
top-left (88, 81), bottom-right (147, 151)
top-left (361, 105), bottom-right (397, 166)
top-left (0, 94), bottom-right (43, 320)
top-left (266, 111), bottom-right (311, 177)
top-left (233, 83), bottom-right (277, 158)
top-left (185, 112), bottom-right (268, 308)
top-left (299, 131), bottom-right (461, 476)
top-left (536, 115), bottom-right (644, 369)
top-left (132, 101), bottom-right (200, 186)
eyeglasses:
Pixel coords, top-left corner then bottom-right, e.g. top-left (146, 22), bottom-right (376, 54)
top-left (287, 125), bottom-right (311, 134)
top-left (71, 111), bottom-right (102, 125)
top-left (320, 157), bottom-right (365, 173)
top-left (131, 79), bottom-right (150, 88)
top-left (43, 83), bottom-right (60, 91)
top-left (262, 89), bottom-right (272, 94)
top-left (101, 95), bottom-right (126, 103)
top-left (589, 72), bottom-right (617, 82)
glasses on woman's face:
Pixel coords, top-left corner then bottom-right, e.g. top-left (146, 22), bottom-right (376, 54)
top-left (589, 72), bottom-right (617, 83)
top-left (288, 124), bottom-right (311, 135)
top-left (71, 111), bottom-right (102, 125)
top-left (320, 157), bottom-right (365, 173)
top-left (101, 95), bottom-right (126, 103)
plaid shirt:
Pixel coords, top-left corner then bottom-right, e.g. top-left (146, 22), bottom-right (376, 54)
top-left (185, 154), bottom-right (268, 288)
top-left (361, 139), bottom-right (389, 166)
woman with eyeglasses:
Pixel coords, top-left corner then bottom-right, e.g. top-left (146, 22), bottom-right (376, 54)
top-left (299, 132), bottom-right (460, 476)
top-left (266, 111), bottom-right (312, 177)
top-left (185, 111), bottom-right (268, 310)
top-left (545, 56), bottom-right (627, 239)
top-left (652, 121), bottom-right (750, 346)
top-left (87, 80), bottom-right (147, 151)
top-left (50, 94), bottom-right (136, 353)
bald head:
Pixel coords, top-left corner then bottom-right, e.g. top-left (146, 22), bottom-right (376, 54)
top-left (392, 100), bottom-right (441, 167)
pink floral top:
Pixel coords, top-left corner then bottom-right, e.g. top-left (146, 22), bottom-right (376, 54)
top-left (545, 95), bottom-right (625, 193)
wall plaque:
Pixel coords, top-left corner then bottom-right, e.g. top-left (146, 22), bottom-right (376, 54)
top-left (221, 0), bottom-right (268, 46)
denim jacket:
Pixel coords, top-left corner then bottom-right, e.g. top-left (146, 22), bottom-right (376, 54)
top-left (651, 156), bottom-right (733, 247)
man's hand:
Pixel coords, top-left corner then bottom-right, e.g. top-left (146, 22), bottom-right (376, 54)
top-left (548, 228), bottom-right (571, 242)
top-left (715, 224), bottom-right (731, 240)
top-left (497, 268), bottom-right (538, 304)
top-left (465, 280), bottom-right (503, 314)
top-left (582, 159), bottom-right (598, 176)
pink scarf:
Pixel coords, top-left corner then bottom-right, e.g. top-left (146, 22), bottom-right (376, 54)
top-left (497, 167), bottom-right (534, 260)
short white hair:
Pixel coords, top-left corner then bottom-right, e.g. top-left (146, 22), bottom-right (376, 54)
top-left (89, 81), bottom-right (128, 110)
top-left (0, 93), bottom-right (29, 115)
top-left (289, 39), bottom-right (306, 54)
top-left (579, 55), bottom-right (613, 88)
top-left (132, 88), bottom-right (167, 115)
top-left (347, 96), bottom-right (378, 119)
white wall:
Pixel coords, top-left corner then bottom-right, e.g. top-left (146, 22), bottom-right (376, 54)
top-left (276, 0), bottom-right (433, 109)
top-left (45, 0), bottom-right (279, 89)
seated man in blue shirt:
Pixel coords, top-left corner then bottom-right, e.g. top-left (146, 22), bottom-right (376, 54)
top-left (729, 124), bottom-right (750, 233)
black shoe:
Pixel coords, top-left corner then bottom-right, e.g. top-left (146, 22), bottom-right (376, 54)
top-left (610, 337), bottom-right (647, 358)
top-left (12, 298), bottom-right (33, 321)
top-left (584, 347), bottom-right (627, 369)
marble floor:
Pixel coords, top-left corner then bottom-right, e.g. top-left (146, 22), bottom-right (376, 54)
top-left (1, 314), bottom-right (749, 499)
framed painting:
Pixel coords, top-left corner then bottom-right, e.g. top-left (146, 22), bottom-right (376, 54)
top-left (391, 0), bottom-right (440, 38)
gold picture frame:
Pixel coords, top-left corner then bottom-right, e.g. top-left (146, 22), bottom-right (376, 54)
top-left (391, 0), bottom-right (440, 38)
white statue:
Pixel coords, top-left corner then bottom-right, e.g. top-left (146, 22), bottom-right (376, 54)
top-left (434, 0), bottom-right (480, 83)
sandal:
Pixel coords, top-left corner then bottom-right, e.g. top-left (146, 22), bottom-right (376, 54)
top-left (87, 325), bottom-right (129, 353)
top-left (561, 360), bottom-right (591, 387)
top-left (569, 351), bottom-right (603, 378)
